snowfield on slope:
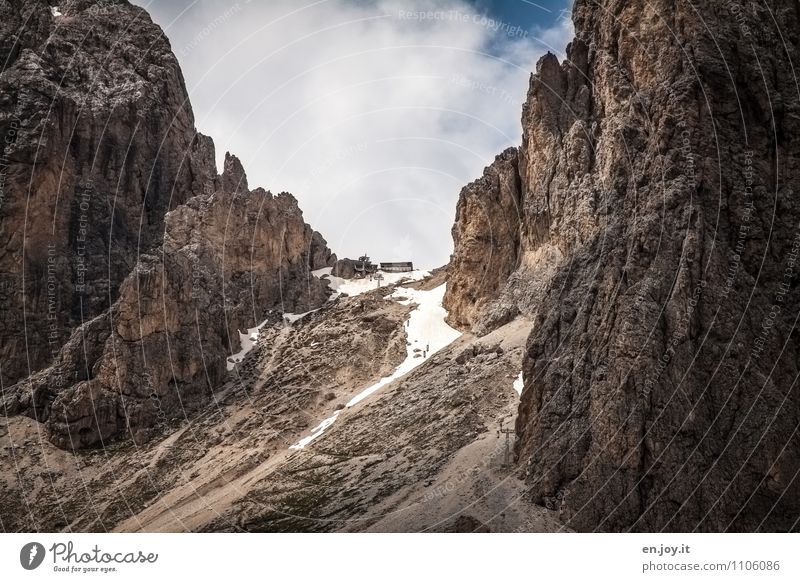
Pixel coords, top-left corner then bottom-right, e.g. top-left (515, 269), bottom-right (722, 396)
top-left (290, 282), bottom-right (461, 449)
top-left (226, 310), bottom-right (317, 371)
top-left (225, 269), bottom-right (427, 370)
top-left (312, 267), bottom-right (430, 299)
top-left (226, 321), bottom-right (269, 371)
top-left (513, 371), bottom-right (524, 396)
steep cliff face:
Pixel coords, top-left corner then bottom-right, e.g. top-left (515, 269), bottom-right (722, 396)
top-left (0, 1), bottom-right (335, 448)
top-left (3, 149), bottom-right (334, 448)
top-left (443, 147), bottom-right (521, 332)
top-left (0, 0), bottom-right (216, 387)
top-left (445, 0), bottom-right (800, 531)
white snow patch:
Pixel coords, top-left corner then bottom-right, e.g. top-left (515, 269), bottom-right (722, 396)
top-left (347, 283), bottom-right (459, 406)
top-left (226, 319), bottom-right (269, 371)
top-left (321, 269), bottom-right (429, 301)
top-left (290, 412), bottom-right (340, 450)
top-left (51, 6), bottom-right (62, 16)
top-left (282, 309), bottom-right (318, 324)
top-left (312, 267), bottom-right (332, 277)
top-left (513, 371), bottom-right (524, 396)
top-left (227, 307), bottom-right (320, 371)
top-left (290, 282), bottom-right (461, 449)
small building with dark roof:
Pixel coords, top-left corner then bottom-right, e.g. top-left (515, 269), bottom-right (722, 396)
top-left (380, 261), bottom-right (413, 273)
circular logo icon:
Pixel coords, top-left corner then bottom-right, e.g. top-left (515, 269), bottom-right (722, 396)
top-left (20, 542), bottom-right (46, 570)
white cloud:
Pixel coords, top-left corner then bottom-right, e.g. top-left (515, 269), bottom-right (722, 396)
top-left (138, 0), bottom-right (573, 268)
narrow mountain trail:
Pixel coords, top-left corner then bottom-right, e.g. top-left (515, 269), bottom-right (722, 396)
top-left (290, 282), bottom-right (461, 449)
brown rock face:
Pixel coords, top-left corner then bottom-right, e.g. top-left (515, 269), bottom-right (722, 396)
top-left (4, 150), bottom-right (334, 448)
top-left (443, 147), bottom-right (521, 332)
top-left (331, 258), bottom-right (357, 279)
top-left (445, 0), bottom-right (800, 531)
top-left (0, 0), bottom-right (218, 387)
top-left (0, 3), bottom-right (335, 448)
top-left (310, 230), bottom-right (336, 272)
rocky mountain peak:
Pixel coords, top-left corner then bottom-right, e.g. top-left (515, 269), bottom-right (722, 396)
top-left (221, 151), bottom-right (249, 195)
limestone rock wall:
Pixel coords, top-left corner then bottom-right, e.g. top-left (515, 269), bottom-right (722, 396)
top-left (0, 2), bottom-right (336, 448)
top-left (444, 0), bottom-right (800, 531)
top-left (0, 0), bottom-right (217, 386)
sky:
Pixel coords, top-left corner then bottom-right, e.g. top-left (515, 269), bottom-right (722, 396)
top-left (134, 0), bottom-right (574, 269)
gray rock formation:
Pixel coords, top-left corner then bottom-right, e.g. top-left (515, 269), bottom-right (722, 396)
top-left (444, 147), bottom-right (521, 332)
top-left (331, 257), bottom-right (357, 278)
top-left (0, 1), bottom-right (335, 448)
top-left (310, 231), bottom-right (337, 272)
top-left (3, 147), bottom-right (334, 448)
top-left (444, 0), bottom-right (800, 531)
top-left (0, 0), bottom-right (216, 387)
